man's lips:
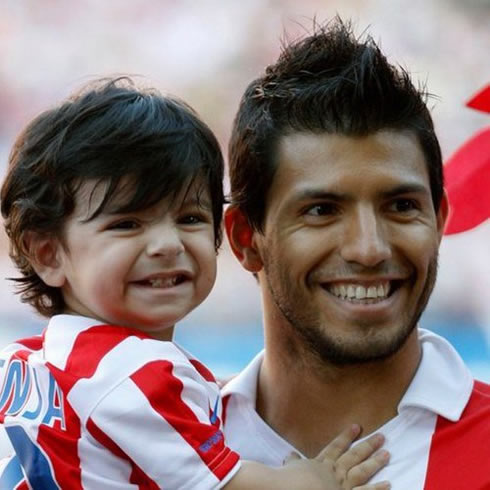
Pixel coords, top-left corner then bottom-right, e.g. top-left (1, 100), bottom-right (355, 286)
top-left (321, 279), bottom-right (405, 303)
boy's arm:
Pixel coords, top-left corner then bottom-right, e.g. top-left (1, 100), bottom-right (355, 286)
top-left (224, 426), bottom-right (390, 490)
top-left (87, 357), bottom-right (240, 489)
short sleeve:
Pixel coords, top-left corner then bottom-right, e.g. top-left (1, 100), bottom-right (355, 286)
top-left (88, 357), bottom-right (241, 490)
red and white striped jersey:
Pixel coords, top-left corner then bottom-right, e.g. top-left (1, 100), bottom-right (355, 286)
top-left (222, 329), bottom-right (490, 489)
top-left (0, 314), bottom-right (240, 489)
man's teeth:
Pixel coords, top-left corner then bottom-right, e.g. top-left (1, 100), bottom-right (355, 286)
top-left (329, 283), bottom-right (391, 300)
top-left (149, 277), bottom-right (180, 288)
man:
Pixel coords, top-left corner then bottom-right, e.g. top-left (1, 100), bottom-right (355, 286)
top-left (221, 18), bottom-right (490, 489)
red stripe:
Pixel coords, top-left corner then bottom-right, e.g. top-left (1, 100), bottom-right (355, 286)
top-left (14, 336), bottom-right (43, 351)
top-left (221, 394), bottom-right (231, 426)
top-left (0, 352), bottom-right (32, 421)
top-left (131, 360), bottom-right (239, 482)
top-left (13, 350), bottom-right (32, 362)
top-left (424, 381), bottom-right (490, 489)
top-left (87, 417), bottom-right (159, 489)
top-left (36, 396), bottom-right (83, 489)
top-left (189, 359), bottom-right (216, 383)
top-left (0, 383), bottom-right (15, 422)
top-left (35, 325), bottom-right (151, 487)
top-left (51, 325), bottom-right (149, 394)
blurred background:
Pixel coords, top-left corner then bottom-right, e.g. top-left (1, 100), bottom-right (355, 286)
top-left (0, 0), bottom-right (489, 455)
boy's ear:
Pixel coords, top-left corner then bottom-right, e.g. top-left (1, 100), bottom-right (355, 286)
top-left (224, 206), bottom-right (263, 273)
top-left (23, 232), bottom-right (66, 287)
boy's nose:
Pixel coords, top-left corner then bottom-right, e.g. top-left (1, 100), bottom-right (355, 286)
top-left (146, 226), bottom-right (185, 258)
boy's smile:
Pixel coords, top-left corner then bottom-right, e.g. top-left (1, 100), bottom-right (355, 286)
top-left (45, 178), bottom-right (217, 340)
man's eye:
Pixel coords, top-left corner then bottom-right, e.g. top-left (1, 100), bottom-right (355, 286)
top-left (391, 199), bottom-right (419, 213)
top-left (305, 203), bottom-right (337, 216)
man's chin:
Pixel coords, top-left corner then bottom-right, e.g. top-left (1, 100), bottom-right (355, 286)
top-left (300, 323), bottom-right (418, 366)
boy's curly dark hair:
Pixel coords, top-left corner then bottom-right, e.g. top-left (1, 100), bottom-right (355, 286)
top-left (1, 77), bottom-right (225, 316)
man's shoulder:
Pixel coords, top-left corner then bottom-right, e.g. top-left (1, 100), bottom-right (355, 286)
top-left (423, 379), bottom-right (490, 488)
top-left (221, 350), bottom-right (263, 401)
top-left (462, 379), bottom-right (490, 417)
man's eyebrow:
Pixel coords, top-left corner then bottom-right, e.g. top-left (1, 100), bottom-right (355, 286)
top-left (292, 189), bottom-right (351, 202)
top-left (380, 183), bottom-right (430, 199)
top-left (289, 184), bottom-right (431, 204)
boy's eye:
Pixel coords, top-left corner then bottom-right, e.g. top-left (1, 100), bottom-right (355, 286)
top-left (107, 219), bottom-right (140, 230)
top-left (179, 214), bottom-right (205, 225)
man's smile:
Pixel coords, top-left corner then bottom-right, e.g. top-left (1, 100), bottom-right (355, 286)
top-left (322, 280), bottom-right (406, 304)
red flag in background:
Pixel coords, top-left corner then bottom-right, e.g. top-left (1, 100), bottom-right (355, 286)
top-left (467, 84), bottom-right (490, 114)
top-left (444, 84), bottom-right (490, 235)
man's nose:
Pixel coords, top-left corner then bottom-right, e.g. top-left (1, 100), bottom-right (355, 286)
top-left (339, 207), bottom-right (392, 267)
top-left (146, 224), bottom-right (185, 258)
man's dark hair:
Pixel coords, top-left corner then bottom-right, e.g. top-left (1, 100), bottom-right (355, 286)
top-left (228, 18), bottom-right (443, 231)
top-left (1, 77), bottom-right (225, 316)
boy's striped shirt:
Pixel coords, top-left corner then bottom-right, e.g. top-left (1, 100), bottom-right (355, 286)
top-left (0, 314), bottom-right (240, 489)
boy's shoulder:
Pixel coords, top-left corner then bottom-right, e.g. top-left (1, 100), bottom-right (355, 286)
top-left (43, 315), bottom-right (188, 377)
top-left (0, 315), bottom-right (209, 422)
top-left (0, 315), bottom-right (192, 396)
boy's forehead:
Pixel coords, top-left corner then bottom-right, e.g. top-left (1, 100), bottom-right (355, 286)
top-left (174, 177), bottom-right (213, 210)
top-left (73, 175), bottom-right (212, 218)
top-left (72, 180), bottom-right (107, 215)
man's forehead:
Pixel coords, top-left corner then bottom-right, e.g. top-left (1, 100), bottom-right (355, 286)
top-left (270, 129), bottom-right (431, 198)
top-left (277, 129), bottom-right (422, 159)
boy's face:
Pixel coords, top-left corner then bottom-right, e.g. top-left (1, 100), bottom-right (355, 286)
top-left (46, 178), bottom-right (217, 340)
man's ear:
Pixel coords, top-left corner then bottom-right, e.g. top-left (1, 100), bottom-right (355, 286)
top-left (23, 232), bottom-right (66, 287)
top-left (437, 190), bottom-right (449, 241)
top-left (224, 206), bottom-right (263, 273)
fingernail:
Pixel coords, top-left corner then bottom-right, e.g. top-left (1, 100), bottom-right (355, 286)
top-left (376, 450), bottom-right (390, 462)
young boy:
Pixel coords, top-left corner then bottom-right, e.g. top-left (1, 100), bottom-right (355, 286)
top-left (0, 78), bottom-right (390, 489)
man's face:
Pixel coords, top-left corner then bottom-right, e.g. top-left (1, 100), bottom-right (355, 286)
top-left (252, 130), bottom-right (447, 365)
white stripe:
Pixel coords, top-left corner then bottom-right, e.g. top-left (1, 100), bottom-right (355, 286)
top-left (43, 316), bottom-right (99, 370)
top-left (366, 408), bottom-right (437, 488)
top-left (92, 378), bottom-right (224, 490)
top-left (78, 425), bottom-right (137, 490)
top-left (67, 336), bottom-right (192, 423)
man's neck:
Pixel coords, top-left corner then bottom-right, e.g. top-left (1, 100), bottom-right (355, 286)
top-left (256, 329), bottom-right (421, 458)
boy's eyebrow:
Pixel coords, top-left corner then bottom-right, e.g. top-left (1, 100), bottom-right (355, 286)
top-left (182, 195), bottom-right (213, 209)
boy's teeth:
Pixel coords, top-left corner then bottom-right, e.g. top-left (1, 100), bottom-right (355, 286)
top-left (329, 282), bottom-right (391, 300)
top-left (149, 277), bottom-right (178, 288)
